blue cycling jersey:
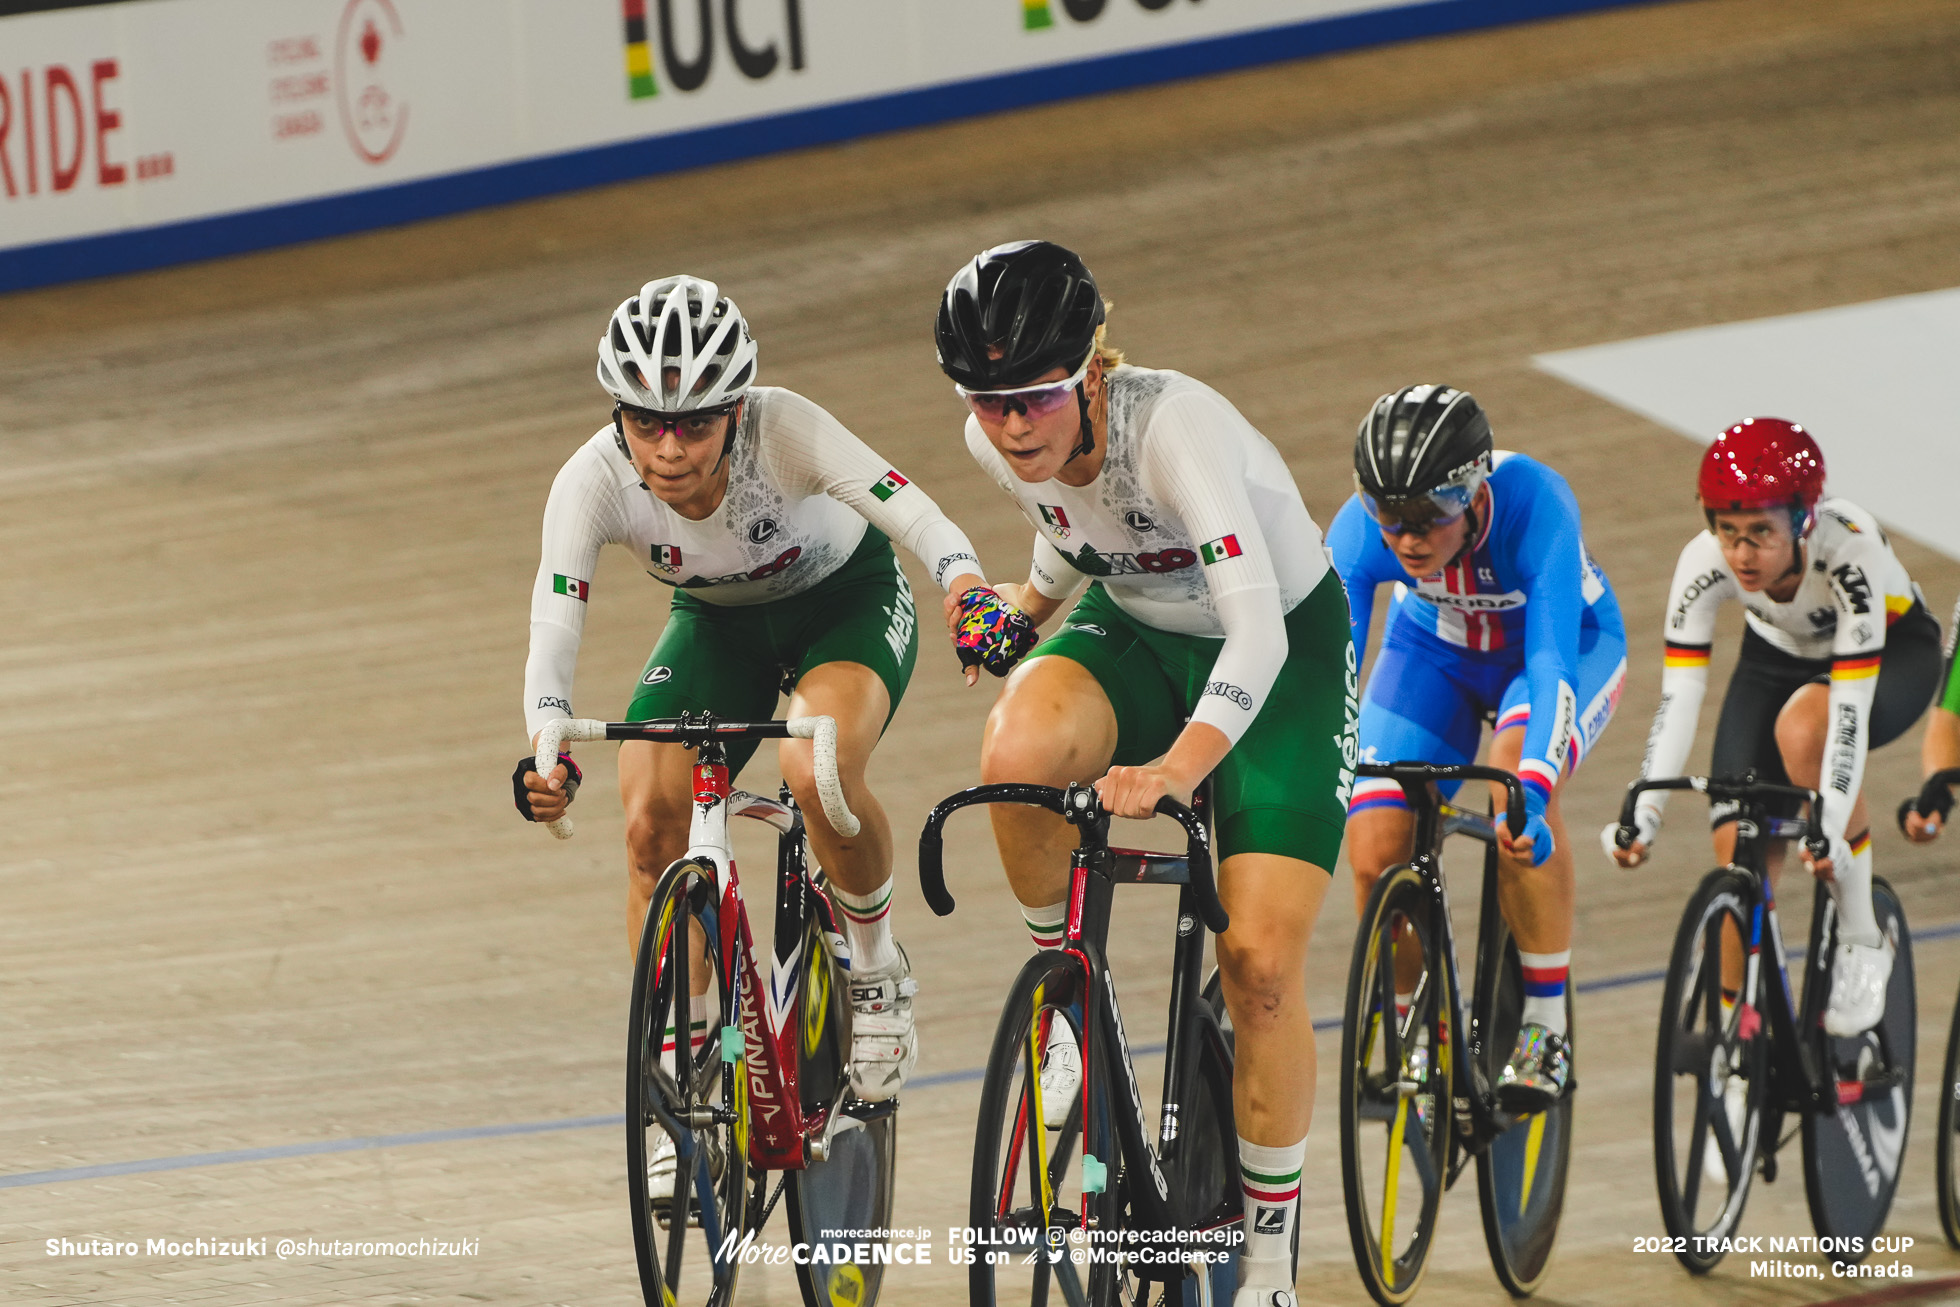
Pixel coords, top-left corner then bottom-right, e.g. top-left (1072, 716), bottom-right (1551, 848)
top-left (1328, 451), bottom-right (1623, 806)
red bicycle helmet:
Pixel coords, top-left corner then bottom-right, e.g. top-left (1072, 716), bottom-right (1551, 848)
top-left (1698, 418), bottom-right (1826, 532)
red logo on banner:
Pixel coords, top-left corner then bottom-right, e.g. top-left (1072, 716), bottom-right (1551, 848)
top-left (335, 0), bottom-right (407, 164)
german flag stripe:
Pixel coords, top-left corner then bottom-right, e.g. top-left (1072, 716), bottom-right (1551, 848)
top-left (1850, 831), bottom-right (1872, 856)
top-left (1832, 654), bottom-right (1881, 679)
top-left (1886, 594), bottom-right (1913, 623)
top-left (1664, 642), bottom-right (1711, 667)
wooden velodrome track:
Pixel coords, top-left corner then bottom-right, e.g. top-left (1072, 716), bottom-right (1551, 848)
top-left (5, 1), bottom-right (1960, 1302)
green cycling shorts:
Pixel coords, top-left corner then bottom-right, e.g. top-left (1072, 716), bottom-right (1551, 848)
top-left (625, 527), bottom-right (918, 776)
top-left (1027, 568), bottom-right (1358, 868)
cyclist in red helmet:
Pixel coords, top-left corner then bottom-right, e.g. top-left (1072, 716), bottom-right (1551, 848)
top-left (1612, 420), bottom-right (1942, 1049)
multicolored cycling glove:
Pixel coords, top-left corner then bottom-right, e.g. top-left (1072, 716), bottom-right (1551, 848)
top-left (954, 586), bottom-right (1039, 678)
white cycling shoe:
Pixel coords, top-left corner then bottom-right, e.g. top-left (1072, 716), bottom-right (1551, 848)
top-left (1039, 1019), bottom-right (1082, 1129)
top-left (1702, 1073), bottom-right (1749, 1188)
top-left (1232, 1287), bottom-right (1297, 1307)
top-left (1824, 936), bottom-right (1895, 1038)
top-left (647, 1131), bottom-right (677, 1205)
top-left (848, 945), bottom-right (919, 1102)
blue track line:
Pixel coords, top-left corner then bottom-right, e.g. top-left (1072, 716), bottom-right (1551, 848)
top-left (7, 918), bottom-right (1955, 1190)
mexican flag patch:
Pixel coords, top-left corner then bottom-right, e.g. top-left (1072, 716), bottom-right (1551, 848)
top-left (870, 470), bottom-right (909, 501)
top-left (1039, 504), bottom-right (1071, 530)
top-left (652, 544), bottom-right (682, 568)
top-left (1199, 535), bottom-right (1243, 565)
top-left (553, 574), bottom-right (590, 601)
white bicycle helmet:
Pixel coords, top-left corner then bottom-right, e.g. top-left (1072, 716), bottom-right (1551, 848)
top-left (597, 275), bottom-right (758, 412)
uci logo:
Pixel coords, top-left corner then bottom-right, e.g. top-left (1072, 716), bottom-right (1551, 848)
top-left (623, 0), bottom-right (806, 98)
top-left (748, 518), bottom-right (778, 544)
top-left (642, 666), bottom-right (673, 685)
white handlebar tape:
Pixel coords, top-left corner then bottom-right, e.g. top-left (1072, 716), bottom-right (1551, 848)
top-left (786, 715), bottom-right (860, 838)
top-left (535, 718), bottom-right (609, 840)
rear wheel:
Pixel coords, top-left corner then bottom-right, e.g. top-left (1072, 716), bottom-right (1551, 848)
top-left (1340, 863), bottom-right (1450, 1306)
top-left (788, 912), bottom-right (897, 1307)
top-left (1652, 869), bottom-right (1762, 1273)
top-left (1801, 877), bottom-right (1914, 1253)
top-left (627, 859), bottom-right (761, 1307)
top-left (1474, 927), bottom-right (1574, 1296)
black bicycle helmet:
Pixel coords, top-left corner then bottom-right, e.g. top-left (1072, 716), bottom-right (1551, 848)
top-left (1353, 384), bottom-right (1494, 504)
top-left (935, 240), bottom-right (1104, 391)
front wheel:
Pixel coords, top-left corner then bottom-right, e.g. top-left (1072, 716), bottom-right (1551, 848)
top-left (627, 859), bottom-right (761, 1307)
top-left (1652, 868), bottom-right (1763, 1274)
top-left (1801, 877), bottom-right (1914, 1254)
top-left (970, 949), bottom-right (1126, 1307)
top-left (1340, 863), bottom-right (1451, 1306)
top-left (1937, 977), bottom-right (1960, 1249)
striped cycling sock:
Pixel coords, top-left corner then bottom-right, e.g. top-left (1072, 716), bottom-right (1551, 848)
top-left (1022, 901), bottom-right (1068, 951)
top-left (831, 877), bottom-right (898, 972)
top-left (1238, 1137), bottom-right (1304, 1286)
top-left (1519, 950), bottom-right (1570, 1037)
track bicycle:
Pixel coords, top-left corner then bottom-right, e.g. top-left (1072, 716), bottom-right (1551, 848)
top-left (919, 781), bottom-right (1240, 1306)
top-left (1613, 772), bottom-right (1914, 1274)
top-left (1339, 762), bottom-right (1574, 1305)
top-left (1904, 767), bottom-right (1960, 1248)
top-left (537, 713), bottom-right (897, 1307)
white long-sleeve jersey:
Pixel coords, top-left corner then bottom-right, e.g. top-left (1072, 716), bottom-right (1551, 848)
top-left (525, 387), bottom-right (982, 738)
top-left (965, 365), bottom-right (1330, 746)
top-left (1637, 499), bottom-right (1921, 840)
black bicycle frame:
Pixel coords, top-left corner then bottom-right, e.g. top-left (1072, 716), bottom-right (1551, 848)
top-left (1355, 761), bottom-right (1527, 1163)
top-left (1615, 775), bottom-right (1901, 1120)
top-left (920, 782), bottom-right (1226, 1235)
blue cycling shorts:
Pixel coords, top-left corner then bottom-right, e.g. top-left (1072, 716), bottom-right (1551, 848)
top-left (1347, 614), bottom-right (1627, 815)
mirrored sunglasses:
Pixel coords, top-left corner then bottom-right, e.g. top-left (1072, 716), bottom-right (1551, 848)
top-left (1361, 482), bottom-right (1475, 536)
top-left (954, 355), bottom-right (1093, 423)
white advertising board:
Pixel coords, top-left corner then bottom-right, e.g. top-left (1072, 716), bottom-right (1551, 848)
top-left (0, 0), bottom-right (1647, 289)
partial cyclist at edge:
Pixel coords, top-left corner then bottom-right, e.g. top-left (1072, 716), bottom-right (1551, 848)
top-left (936, 240), bottom-right (1357, 1307)
top-left (1900, 591), bottom-right (1960, 845)
top-left (1612, 418), bottom-right (1943, 1037)
top-left (515, 275), bottom-right (1020, 1131)
top-left (1330, 384), bottom-right (1627, 1113)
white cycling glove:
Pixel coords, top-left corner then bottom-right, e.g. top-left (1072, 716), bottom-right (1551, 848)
top-left (1600, 804), bottom-right (1662, 866)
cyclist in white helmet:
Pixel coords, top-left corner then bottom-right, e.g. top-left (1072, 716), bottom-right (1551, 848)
top-left (514, 277), bottom-right (1024, 1155)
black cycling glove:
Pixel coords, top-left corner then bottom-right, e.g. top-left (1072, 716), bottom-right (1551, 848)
top-left (513, 753), bottom-right (582, 821)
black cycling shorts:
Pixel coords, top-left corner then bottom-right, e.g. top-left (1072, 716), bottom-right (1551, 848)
top-left (1708, 603), bottom-right (1942, 828)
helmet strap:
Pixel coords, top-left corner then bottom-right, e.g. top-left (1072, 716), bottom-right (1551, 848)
top-left (710, 398), bottom-right (743, 476)
top-left (1063, 383), bottom-right (1095, 465)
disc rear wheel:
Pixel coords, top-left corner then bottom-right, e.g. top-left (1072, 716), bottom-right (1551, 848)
top-left (1801, 877), bottom-right (1914, 1253)
top-left (787, 913), bottom-right (897, 1307)
top-left (1475, 929), bottom-right (1574, 1296)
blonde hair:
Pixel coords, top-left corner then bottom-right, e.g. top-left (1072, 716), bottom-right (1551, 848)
top-left (1093, 320), bottom-right (1126, 371)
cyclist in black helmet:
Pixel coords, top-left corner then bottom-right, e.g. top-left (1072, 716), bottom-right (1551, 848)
top-left (1330, 385), bottom-right (1627, 1112)
top-left (938, 239), bottom-right (1357, 1307)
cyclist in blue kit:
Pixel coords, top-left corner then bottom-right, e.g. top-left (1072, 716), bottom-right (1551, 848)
top-left (1330, 385), bottom-right (1626, 1111)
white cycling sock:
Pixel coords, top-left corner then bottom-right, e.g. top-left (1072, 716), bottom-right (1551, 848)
top-left (1829, 832), bottom-right (1881, 948)
top-left (1238, 1136), bottom-right (1304, 1288)
top-left (831, 877), bottom-right (899, 972)
top-left (1022, 901), bottom-right (1068, 951)
top-left (1518, 950), bottom-right (1570, 1037)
